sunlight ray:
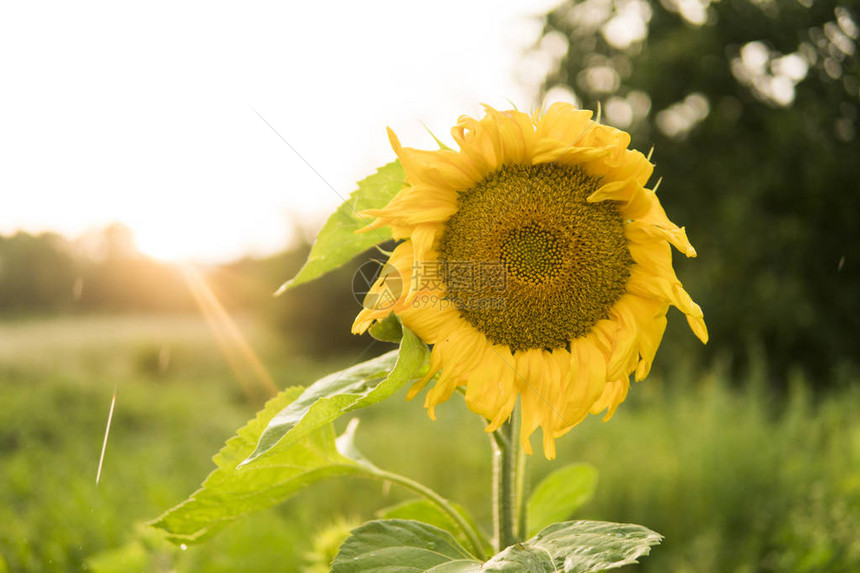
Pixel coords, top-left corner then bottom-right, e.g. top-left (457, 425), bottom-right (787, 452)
top-left (180, 264), bottom-right (279, 400)
top-left (96, 386), bottom-right (117, 485)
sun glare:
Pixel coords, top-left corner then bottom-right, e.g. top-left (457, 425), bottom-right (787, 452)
top-left (133, 225), bottom-right (198, 263)
top-left (128, 210), bottom-right (294, 264)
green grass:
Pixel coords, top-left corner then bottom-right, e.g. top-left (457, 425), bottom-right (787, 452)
top-left (0, 314), bottom-right (339, 572)
top-left (548, 365), bottom-right (860, 572)
top-left (0, 314), bottom-right (858, 572)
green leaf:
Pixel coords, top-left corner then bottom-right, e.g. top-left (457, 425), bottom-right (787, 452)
top-left (277, 159), bottom-right (405, 293)
top-left (330, 519), bottom-right (482, 573)
top-left (423, 123), bottom-right (453, 151)
top-left (332, 520), bottom-right (661, 573)
top-left (527, 463), bottom-right (598, 536)
top-left (149, 387), bottom-right (367, 544)
top-left (368, 312), bottom-right (403, 343)
top-left (242, 325), bottom-right (428, 465)
top-left (483, 521), bottom-right (662, 572)
top-left (379, 500), bottom-right (494, 559)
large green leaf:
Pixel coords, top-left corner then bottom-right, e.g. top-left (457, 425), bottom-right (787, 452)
top-left (483, 521), bottom-right (662, 572)
top-left (527, 463), bottom-right (598, 536)
top-left (379, 500), bottom-right (494, 559)
top-left (242, 325), bottom-right (428, 465)
top-left (149, 387), bottom-right (367, 544)
top-left (331, 519), bottom-right (482, 573)
top-left (332, 520), bottom-right (661, 573)
top-left (276, 159), bottom-right (405, 293)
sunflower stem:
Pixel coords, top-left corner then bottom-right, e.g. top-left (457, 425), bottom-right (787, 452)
top-left (492, 406), bottom-right (520, 551)
top-left (514, 417), bottom-right (529, 542)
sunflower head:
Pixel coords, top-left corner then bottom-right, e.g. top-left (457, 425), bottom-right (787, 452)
top-left (354, 103), bottom-right (707, 459)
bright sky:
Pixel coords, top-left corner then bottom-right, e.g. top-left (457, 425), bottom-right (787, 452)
top-left (1, 0), bottom-right (564, 263)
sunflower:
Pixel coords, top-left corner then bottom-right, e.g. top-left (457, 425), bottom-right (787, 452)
top-left (353, 103), bottom-right (707, 459)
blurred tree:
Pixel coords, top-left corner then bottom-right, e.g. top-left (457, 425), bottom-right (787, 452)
top-left (0, 226), bottom-right (194, 315)
top-left (0, 224), bottom-right (386, 358)
top-left (0, 232), bottom-right (78, 313)
top-left (210, 244), bottom-right (394, 358)
top-left (77, 224), bottom-right (194, 312)
top-left (540, 0), bottom-right (859, 381)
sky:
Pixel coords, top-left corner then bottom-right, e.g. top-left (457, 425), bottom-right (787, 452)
top-left (1, 0), bottom-right (566, 263)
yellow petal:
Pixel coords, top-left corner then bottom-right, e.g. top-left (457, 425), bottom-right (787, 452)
top-left (589, 378), bottom-right (630, 421)
top-left (388, 127), bottom-right (483, 191)
top-left (464, 347), bottom-right (514, 421)
top-left (534, 102), bottom-right (593, 143)
top-left (587, 179), bottom-right (640, 203)
top-left (564, 336), bottom-right (607, 424)
top-left (625, 220), bottom-right (697, 258)
top-left (451, 115), bottom-right (499, 173)
top-left (482, 105), bottom-right (537, 165)
top-left (423, 327), bottom-right (486, 416)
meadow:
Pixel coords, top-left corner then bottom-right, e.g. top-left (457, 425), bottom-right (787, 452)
top-left (1, 314), bottom-right (858, 572)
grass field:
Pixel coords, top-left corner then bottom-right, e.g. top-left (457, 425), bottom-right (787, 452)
top-left (1, 314), bottom-right (858, 572)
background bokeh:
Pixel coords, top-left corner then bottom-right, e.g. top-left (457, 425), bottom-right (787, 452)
top-left (1, 1), bottom-right (858, 572)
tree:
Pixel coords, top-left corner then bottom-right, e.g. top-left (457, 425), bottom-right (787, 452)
top-left (0, 232), bottom-right (78, 313)
top-left (541, 0), bottom-right (859, 381)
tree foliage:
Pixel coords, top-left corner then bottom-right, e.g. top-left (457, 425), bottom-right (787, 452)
top-left (541, 0), bottom-right (859, 380)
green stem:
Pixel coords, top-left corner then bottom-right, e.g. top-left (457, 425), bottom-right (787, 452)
top-left (514, 411), bottom-right (529, 541)
top-left (370, 467), bottom-right (487, 559)
top-left (492, 412), bottom-right (518, 551)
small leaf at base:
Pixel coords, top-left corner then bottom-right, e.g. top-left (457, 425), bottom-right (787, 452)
top-left (484, 520), bottom-right (662, 572)
top-left (331, 519), bottom-right (481, 573)
top-left (378, 500), bottom-right (493, 559)
top-left (527, 463), bottom-right (598, 536)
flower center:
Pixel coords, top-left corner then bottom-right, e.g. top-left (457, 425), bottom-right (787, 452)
top-left (438, 163), bottom-right (633, 352)
top-left (500, 223), bottom-right (565, 285)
